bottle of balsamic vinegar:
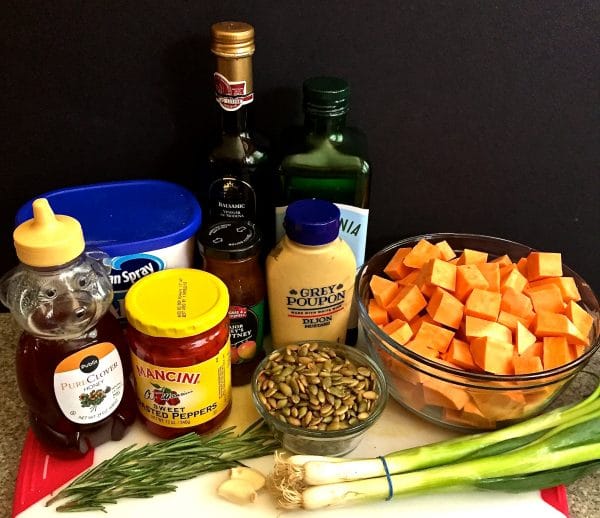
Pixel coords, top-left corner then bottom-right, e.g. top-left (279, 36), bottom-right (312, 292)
top-left (205, 21), bottom-right (272, 246)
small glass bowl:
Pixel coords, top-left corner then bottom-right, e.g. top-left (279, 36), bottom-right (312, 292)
top-left (251, 341), bottom-right (388, 456)
top-left (356, 233), bottom-right (600, 432)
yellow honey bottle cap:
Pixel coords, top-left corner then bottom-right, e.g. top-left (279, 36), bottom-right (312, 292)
top-left (13, 198), bottom-right (85, 267)
top-left (124, 268), bottom-right (230, 338)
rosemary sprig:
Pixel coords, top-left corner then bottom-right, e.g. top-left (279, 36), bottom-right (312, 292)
top-left (46, 419), bottom-right (279, 513)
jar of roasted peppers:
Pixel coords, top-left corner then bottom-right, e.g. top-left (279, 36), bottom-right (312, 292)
top-left (124, 268), bottom-right (231, 439)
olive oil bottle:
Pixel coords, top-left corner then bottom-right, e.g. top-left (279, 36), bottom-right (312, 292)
top-left (274, 76), bottom-right (371, 267)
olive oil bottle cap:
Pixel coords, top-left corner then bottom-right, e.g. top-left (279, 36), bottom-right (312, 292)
top-left (13, 198), bottom-right (85, 267)
top-left (284, 199), bottom-right (341, 246)
top-left (211, 21), bottom-right (255, 58)
top-left (303, 76), bottom-right (350, 117)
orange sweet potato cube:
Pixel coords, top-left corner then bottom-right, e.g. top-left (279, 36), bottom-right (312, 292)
top-left (500, 266), bottom-right (528, 293)
top-left (403, 239), bottom-right (442, 268)
top-left (397, 270), bottom-right (420, 286)
top-left (513, 355), bottom-right (543, 374)
top-left (408, 313), bottom-right (435, 335)
top-left (426, 287), bottom-right (464, 329)
top-left (444, 337), bottom-right (477, 370)
top-left (454, 264), bottom-right (490, 301)
top-left (497, 310), bottom-right (534, 333)
top-left (410, 321), bottom-right (454, 354)
top-left (470, 391), bottom-right (526, 420)
top-left (501, 287), bottom-right (535, 319)
top-left (516, 257), bottom-right (528, 277)
top-left (435, 240), bottom-right (456, 261)
top-left (490, 254), bottom-right (513, 267)
top-left (521, 341), bottom-right (543, 358)
top-left (477, 262), bottom-right (501, 292)
top-left (527, 277), bottom-right (581, 302)
top-left (383, 247), bottom-right (414, 280)
top-left (464, 288), bottom-right (502, 321)
top-left (534, 311), bottom-right (588, 346)
top-left (526, 283), bottom-right (565, 314)
top-left (369, 274), bottom-right (399, 308)
top-left (543, 336), bottom-right (575, 370)
top-left (564, 301), bottom-right (594, 338)
top-left (386, 284), bottom-right (428, 322)
top-left (368, 299), bottom-right (389, 325)
top-left (515, 320), bottom-right (537, 355)
top-left (469, 336), bottom-right (515, 375)
top-left (382, 319), bottom-right (413, 345)
top-left (464, 315), bottom-right (513, 343)
top-left (421, 258), bottom-right (457, 292)
top-left (527, 252), bottom-right (563, 281)
top-left (456, 248), bottom-right (488, 265)
top-left (421, 377), bottom-right (470, 410)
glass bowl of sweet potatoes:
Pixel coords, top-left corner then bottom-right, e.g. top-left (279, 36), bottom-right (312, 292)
top-left (356, 232), bottom-right (600, 431)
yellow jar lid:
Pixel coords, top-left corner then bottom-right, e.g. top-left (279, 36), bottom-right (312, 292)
top-left (124, 268), bottom-right (229, 338)
top-left (13, 198), bottom-right (85, 267)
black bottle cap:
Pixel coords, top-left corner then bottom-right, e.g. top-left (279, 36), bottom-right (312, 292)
top-left (199, 221), bottom-right (261, 260)
top-left (303, 76), bottom-right (350, 117)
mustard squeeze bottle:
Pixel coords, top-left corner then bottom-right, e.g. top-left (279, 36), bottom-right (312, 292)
top-left (266, 199), bottom-right (356, 346)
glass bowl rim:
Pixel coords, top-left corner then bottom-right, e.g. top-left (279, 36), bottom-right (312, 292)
top-left (251, 341), bottom-right (389, 439)
top-left (355, 232), bottom-right (600, 384)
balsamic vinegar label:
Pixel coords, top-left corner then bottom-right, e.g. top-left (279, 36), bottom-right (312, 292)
top-left (208, 177), bottom-right (256, 221)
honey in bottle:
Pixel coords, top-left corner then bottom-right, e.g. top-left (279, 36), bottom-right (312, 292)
top-left (0, 199), bottom-right (136, 458)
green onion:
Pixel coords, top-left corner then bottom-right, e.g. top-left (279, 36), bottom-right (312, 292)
top-left (269, 383), bottom-right (600, 510)
top-left (46, 419), bottom-right (279, 513)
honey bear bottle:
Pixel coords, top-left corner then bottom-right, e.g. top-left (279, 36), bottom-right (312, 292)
top-left (0, 198), bottom-right (136, 457)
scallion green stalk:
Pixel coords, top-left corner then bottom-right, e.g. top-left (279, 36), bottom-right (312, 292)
top-left (283, 383), bottom-right (600, 486)
top-left (269, 383), bottom-right (600, 510)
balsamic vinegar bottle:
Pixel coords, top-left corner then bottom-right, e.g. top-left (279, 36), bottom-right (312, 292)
top-left (205, 21), bottom-right (272, 246)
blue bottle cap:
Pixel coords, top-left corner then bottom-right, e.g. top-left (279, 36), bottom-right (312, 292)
top-left (283, 199), bottom-right (340, 246)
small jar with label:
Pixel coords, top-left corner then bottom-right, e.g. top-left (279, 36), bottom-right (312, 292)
top-left (266, 199), bottom-right (357, 346)
top-left (124, 268), bottom-right (232, 439)
top-left (199, 221), bottom-right (266, 386)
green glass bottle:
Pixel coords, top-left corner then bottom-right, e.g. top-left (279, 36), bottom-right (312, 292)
top-left (274, 77), bottom-right (371, 268)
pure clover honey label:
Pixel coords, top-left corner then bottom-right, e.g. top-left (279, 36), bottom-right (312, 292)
top-left (53, 342), bottom-right (125, 424)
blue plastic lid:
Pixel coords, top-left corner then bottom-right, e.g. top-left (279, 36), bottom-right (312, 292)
top-left (15, 180), bottom-right (202, 256)
top-left (283, 199), bottom-right (340, 245)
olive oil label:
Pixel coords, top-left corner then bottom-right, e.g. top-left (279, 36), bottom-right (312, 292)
top-left (53, 342), bottom-right (125, 425)
top-left (275, 203), bottom-right (368, 266)
top-left (214, 72), bottom-right (254, 111)
top-left (130, 340), bottom-right (231, 428)
top-left (229, 301), bottom-right (264, 364)
top-left (209, 177), bottom-right (256, 221)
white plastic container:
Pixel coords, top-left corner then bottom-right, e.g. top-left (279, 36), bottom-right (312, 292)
top-left (15, 180), bottom-right (202, 321)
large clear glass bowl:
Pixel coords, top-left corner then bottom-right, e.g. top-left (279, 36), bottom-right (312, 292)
top-left (356, 233), bottom-right (600, 432)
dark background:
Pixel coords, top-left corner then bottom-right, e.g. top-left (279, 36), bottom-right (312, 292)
top-left (2, 1), bottom-right (599, 291)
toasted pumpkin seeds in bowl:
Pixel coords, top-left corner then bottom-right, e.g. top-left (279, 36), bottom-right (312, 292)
top-left (251, 341), bottom-right (388, 456)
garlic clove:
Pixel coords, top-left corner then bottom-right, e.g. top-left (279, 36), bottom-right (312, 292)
top-left (217, 478), bottom-right (257, 505)
top-left (229, 466), bottom-right (267, 491)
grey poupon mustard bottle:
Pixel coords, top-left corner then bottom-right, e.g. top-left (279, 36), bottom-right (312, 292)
top-left (266, 199), bottom-right (356, 346)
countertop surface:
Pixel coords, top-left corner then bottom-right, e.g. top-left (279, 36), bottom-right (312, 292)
top-left (0, 313), bottom-right (598, 518)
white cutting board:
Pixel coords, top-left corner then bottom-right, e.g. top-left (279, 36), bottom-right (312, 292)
top-left (13, 385), bottom-right (567, 518)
